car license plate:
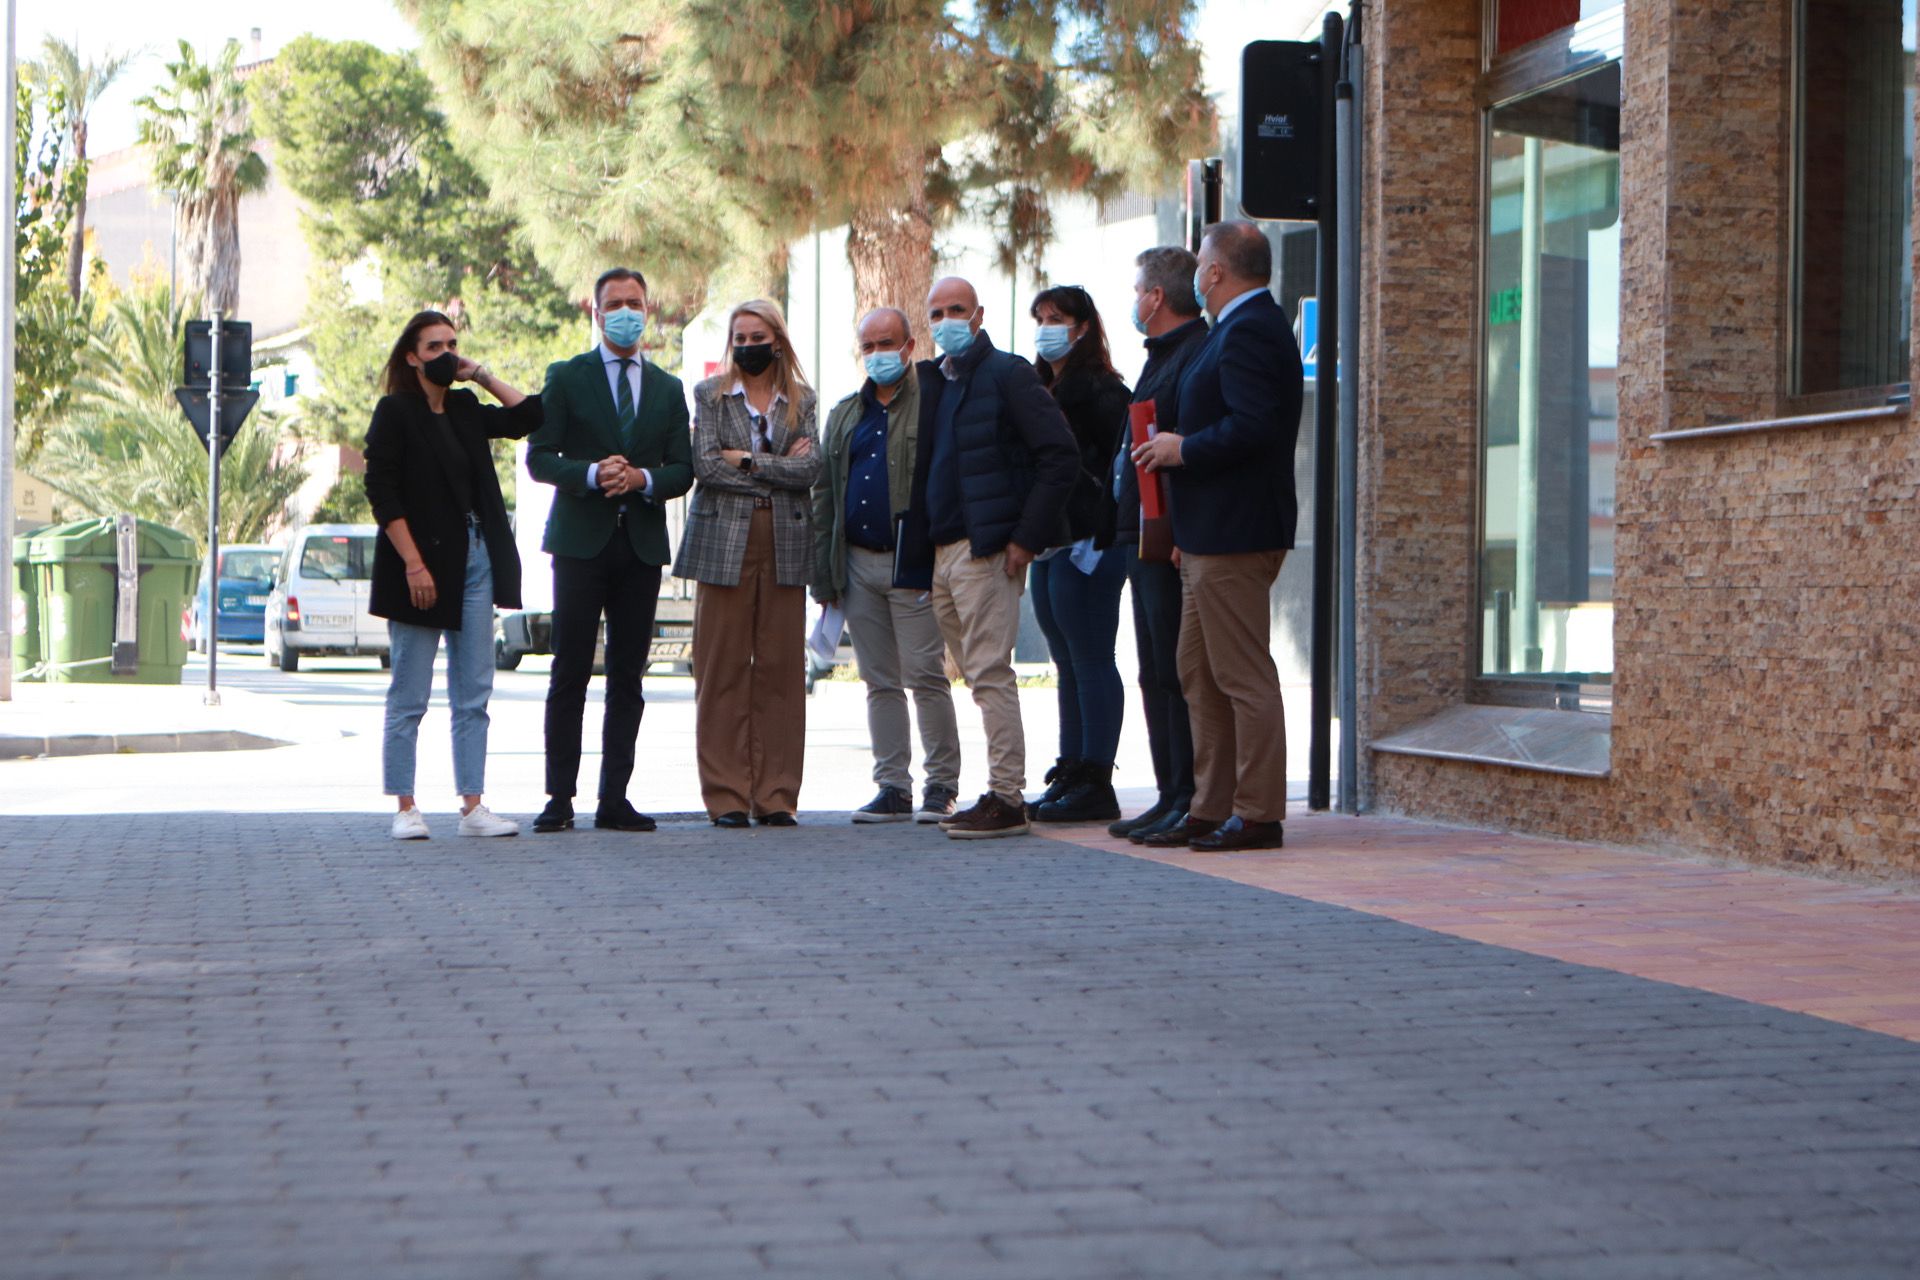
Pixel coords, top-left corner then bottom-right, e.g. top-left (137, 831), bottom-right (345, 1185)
top-left (246, 594), bottom-right (270, 606)
top-left (307, 614), bottom-right (352, 629)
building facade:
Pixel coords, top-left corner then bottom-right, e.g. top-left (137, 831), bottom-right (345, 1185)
top-left (1357, 0), bottom-right (1918, 874)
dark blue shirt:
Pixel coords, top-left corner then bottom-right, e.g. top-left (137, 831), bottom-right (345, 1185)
top-left (844, 387), bottom-right (894, 551)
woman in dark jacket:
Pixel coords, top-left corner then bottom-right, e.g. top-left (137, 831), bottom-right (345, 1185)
top-left (362, 309), bottom-right (540, 840)
top-left (1026, 285), bottom-right (1134, 823)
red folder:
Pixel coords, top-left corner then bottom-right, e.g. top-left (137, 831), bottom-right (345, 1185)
top-left (1129, 401), bottom-right (1165, 519)
top-left (1130, 401), bottom-right (1174, 562)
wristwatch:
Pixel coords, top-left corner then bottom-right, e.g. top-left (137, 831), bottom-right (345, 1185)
top-left (737, 455), bottom-right (753, 473)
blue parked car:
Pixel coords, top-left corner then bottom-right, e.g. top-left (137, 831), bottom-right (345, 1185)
top-left (189, 543), bottom-right (281, 651)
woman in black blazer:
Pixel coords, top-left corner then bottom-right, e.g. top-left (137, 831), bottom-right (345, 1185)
top-left (362, 309), bottom-right (540, 840)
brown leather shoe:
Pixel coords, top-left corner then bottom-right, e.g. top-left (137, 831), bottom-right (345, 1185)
top-left (1189, 816), bottom-right (1284, 852)
top-left (1139, 814), bottom-right (1216, 848)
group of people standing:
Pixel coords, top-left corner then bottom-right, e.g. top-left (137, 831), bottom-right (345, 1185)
top-left (362, 219), bottom-right (1303, 852)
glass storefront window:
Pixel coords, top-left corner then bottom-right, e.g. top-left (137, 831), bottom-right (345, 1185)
top-left (1480, 62), bottom-right (1620, 679)
top-left (1495, 0), bottom-right (1623, 54)
top-left (1794, 0), bottom-right (1917, 398)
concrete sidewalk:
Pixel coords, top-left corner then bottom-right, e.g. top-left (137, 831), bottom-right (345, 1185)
top-left (0, 680), bottom-right (352, 758)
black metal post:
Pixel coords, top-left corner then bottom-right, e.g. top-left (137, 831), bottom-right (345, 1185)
top-left (1307, 11), bottom-right (1342, 812)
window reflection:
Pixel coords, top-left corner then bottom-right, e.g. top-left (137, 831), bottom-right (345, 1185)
top-left (1795, 0), bottom-right (1916, 397)
top-left (1481, 63), bottom-right (1620, 679)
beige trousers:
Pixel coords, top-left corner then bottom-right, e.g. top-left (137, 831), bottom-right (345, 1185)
top-left (929, 541), bottom-right (1026, 805)
top-left (843, 547), bottom-right (962, 792)
top-left (1177, 549), bottom-right (1288, 824)
top-left (693, 508), bottom-right (806, 817)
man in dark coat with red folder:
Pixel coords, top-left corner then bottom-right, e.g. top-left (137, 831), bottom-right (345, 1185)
top-left (1098, 245), bottom-right (1211, 847)
top-left (1134, 221), bottom-right (1305, 852)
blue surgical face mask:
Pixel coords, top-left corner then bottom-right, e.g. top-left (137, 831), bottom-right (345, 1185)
top-left (1132, 292), bottom-right (1159, 336)
top-left (864, 350), bottom-right (907, 385)
top-left (601, 306), bottom-right (647, 348)
top-left (1034, 324), bottom-right (1073, 363)
top-left (932, 317), bottom-right (975, 355)
top-left (1192, 269), bottom-right (1211, 315)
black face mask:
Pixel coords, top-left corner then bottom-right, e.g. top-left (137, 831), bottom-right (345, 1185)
top-left (420, 351), bottom-right (460, 388)
top-left (732, 343), bottom-right (777, 376)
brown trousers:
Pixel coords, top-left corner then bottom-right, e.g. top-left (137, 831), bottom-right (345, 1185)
top-left (693, 508), bottom-right (806, 817)
top-left (1177, 549), bottom-right (1288, 824)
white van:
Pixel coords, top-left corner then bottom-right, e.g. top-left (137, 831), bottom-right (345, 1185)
top-left (264, 524), bottom-right (389, 672)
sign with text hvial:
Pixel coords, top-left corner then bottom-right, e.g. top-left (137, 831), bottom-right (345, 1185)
top-left (1240, 40), bottom-right (1323, 222)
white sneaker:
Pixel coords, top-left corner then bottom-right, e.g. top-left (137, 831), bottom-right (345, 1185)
top-left (458, 804), bottom-right (520, 838)
top-left (391, 807), bottom-right (430, 840)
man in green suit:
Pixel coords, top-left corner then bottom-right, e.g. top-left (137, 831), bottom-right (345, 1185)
top-left (526, 267), bottom-right (694, 833)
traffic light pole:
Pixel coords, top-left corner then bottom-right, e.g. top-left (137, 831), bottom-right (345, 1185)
top-left (204, 310), bottom-right (222, 706)
top-left (1307, 11), bottom-right (1343, 812)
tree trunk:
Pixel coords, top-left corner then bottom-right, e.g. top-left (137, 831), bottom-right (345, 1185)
top-left (847, 179), bottom-right (935, 356)
top-left (66, 124), bottom-right (87, 302)
top-left (200, 192), bottom-right (243, 316)
top-left (180, 201), bottom-right (215, 313)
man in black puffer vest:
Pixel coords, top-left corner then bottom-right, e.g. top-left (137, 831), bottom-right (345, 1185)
top-left (898, 276), bottom-right (1078, 839)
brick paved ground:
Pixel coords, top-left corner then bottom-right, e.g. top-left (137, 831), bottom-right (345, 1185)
top-left (1046, 808), bottom-right (1920, 1042)
top-left (3, 812), bottom-right (1918, 1279)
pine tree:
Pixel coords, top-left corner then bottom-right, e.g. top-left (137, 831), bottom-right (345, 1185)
top-left (396, 0), bottom-right (1213, 346)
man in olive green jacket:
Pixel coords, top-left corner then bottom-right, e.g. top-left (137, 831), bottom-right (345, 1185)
top-left (525, 267), bottom-right (694, 834)
top-left (811, 307), bottom-right (960, 824)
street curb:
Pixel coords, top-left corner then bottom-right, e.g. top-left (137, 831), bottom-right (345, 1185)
top-left (0, 730), bottom-right (292, 760)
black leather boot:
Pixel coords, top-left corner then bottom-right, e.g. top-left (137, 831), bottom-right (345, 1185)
top-left (1036, 761), bottom-right (1121, 823)
top-left (1026, 757), bottom-right (1082, 817)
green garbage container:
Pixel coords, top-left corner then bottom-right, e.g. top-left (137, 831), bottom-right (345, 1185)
top-left (27, 517), bottom-right (201, 684)
top-left (11, 533), bottom-right (39, 679)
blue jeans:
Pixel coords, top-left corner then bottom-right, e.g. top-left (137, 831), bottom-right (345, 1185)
top-left (383, 529), bottom-right (495, 797)
top-left (1030, 548), bottom-right (1127, 766)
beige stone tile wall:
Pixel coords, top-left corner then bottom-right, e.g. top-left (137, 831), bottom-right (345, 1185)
top-left (1358, 0), bottom-right (1920, 876)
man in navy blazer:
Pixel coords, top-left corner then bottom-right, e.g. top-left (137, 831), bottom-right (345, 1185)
top-left (1134, 221), bottom-right (1303, 851)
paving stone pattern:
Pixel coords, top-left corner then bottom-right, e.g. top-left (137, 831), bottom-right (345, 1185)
top-left (2, 813), bottom-right (1917, 1279)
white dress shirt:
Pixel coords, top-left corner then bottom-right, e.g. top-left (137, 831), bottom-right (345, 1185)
top-left (729, 381), bottom-right (788, 454)
top-left (586, 342), bottom-right (654, 496)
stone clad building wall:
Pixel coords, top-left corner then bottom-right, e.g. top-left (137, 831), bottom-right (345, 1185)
top-left (1357, 0), bottom-right (1920, 875)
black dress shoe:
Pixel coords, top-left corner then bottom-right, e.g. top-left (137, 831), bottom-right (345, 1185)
top-left (755, 812), bottom-right (798, 827)
top-left (711, 811), bottom-right (750, 829)
top-left (594, 802), bottom-right (657, 832)
top-left (1129, 805), bottom-right (1192, 845)
top-left (532, 799), bottom-right (575, 833)
top-left (1189, 815), bottom-right (1284, 852)
top-left (1109, 796), bottom-right (1175, 839)
top-left (1140, 814), bottom-right (1215, 848)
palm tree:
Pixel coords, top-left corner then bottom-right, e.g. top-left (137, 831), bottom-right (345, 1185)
top-left (134, 40), bottom-right (267, 316)
top-left (34, 287), bottom-right (306, 549)
top-left (33, 37), bottom-right (135, 301)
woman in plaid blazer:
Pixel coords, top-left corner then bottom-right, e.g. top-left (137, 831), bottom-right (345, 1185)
top-left (673, 298), bottom-right (822, 827)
